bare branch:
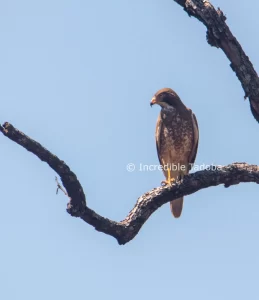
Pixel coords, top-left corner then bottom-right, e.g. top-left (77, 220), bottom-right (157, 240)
top-left (1, 122), bottom-right (259, 245)
top-left (173, 0), bottom-right (259, 122)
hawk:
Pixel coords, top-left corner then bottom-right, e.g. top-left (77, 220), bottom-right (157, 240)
top-left (150, 88), bottom-right (199, 218)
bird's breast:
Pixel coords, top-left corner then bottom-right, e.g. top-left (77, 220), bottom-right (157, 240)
top-left (159, 108), bottom-right (194, 156)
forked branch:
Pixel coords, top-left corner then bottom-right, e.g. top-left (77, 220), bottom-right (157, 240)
top-left (2, 1), bottom-right (259, 244)
top-left (1, 122), bottom-right (259, 245)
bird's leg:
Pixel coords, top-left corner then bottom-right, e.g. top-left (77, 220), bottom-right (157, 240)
top-left (177, 169), bottom-right (185, 182)
top-left (161, 169), bottom-right (176, 186)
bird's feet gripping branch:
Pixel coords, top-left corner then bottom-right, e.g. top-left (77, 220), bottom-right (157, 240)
top-left (161, 169), bottom-right (185, 187)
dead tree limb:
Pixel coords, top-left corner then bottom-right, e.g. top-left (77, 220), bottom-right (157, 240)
top-left (2, 1), bottom-right (259, 245)
top-left (1, 122), bottom-right (259, 245)
top-left (173, 0), bottom-right (259, 122)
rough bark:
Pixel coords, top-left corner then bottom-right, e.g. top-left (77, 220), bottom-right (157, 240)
top-left (2, 1), bottom-right (259, 245)
top-left (174, 0), bottom-right (259, 122)
top-left (1, 122), bottom-right (259, 245)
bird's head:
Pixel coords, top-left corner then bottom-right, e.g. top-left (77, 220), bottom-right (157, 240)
top-left (150, 88), bottom-right (182, 109)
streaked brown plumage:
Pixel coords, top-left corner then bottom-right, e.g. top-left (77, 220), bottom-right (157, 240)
top-left (150, 88), bottom-right (199, 218)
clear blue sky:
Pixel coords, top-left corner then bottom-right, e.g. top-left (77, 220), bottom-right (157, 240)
top-left (1, 1), bottom-right (259, 299)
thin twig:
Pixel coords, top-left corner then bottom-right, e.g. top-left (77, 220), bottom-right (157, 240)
top-left (55, 176), bottom-right (69, 197)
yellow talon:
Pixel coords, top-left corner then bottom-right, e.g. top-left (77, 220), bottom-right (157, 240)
top-left (161, 169), bottom-right (186, 186)
top-left (161, 169), bottom-right (176, 186)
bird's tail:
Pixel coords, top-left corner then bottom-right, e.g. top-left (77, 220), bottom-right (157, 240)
top-left (170, 197), bottom-right (184, 218)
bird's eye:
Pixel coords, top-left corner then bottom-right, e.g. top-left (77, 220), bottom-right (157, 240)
top-left (160, 93), bottom-right (167, 101)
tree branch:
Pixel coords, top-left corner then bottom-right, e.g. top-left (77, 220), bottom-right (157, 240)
top-left (2, 0), bottom-right (259, 245)
top-left (1, 122), bottom-right (259, 245)
top-left (173, 0), bottom-right (259, 122)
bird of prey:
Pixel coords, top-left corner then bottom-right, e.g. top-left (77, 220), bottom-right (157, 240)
top-left (150, 88), bottom-right (199, 218)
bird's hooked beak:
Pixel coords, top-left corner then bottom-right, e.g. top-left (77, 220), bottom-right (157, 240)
top-left (150, 97), bottom-right (157, 107)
